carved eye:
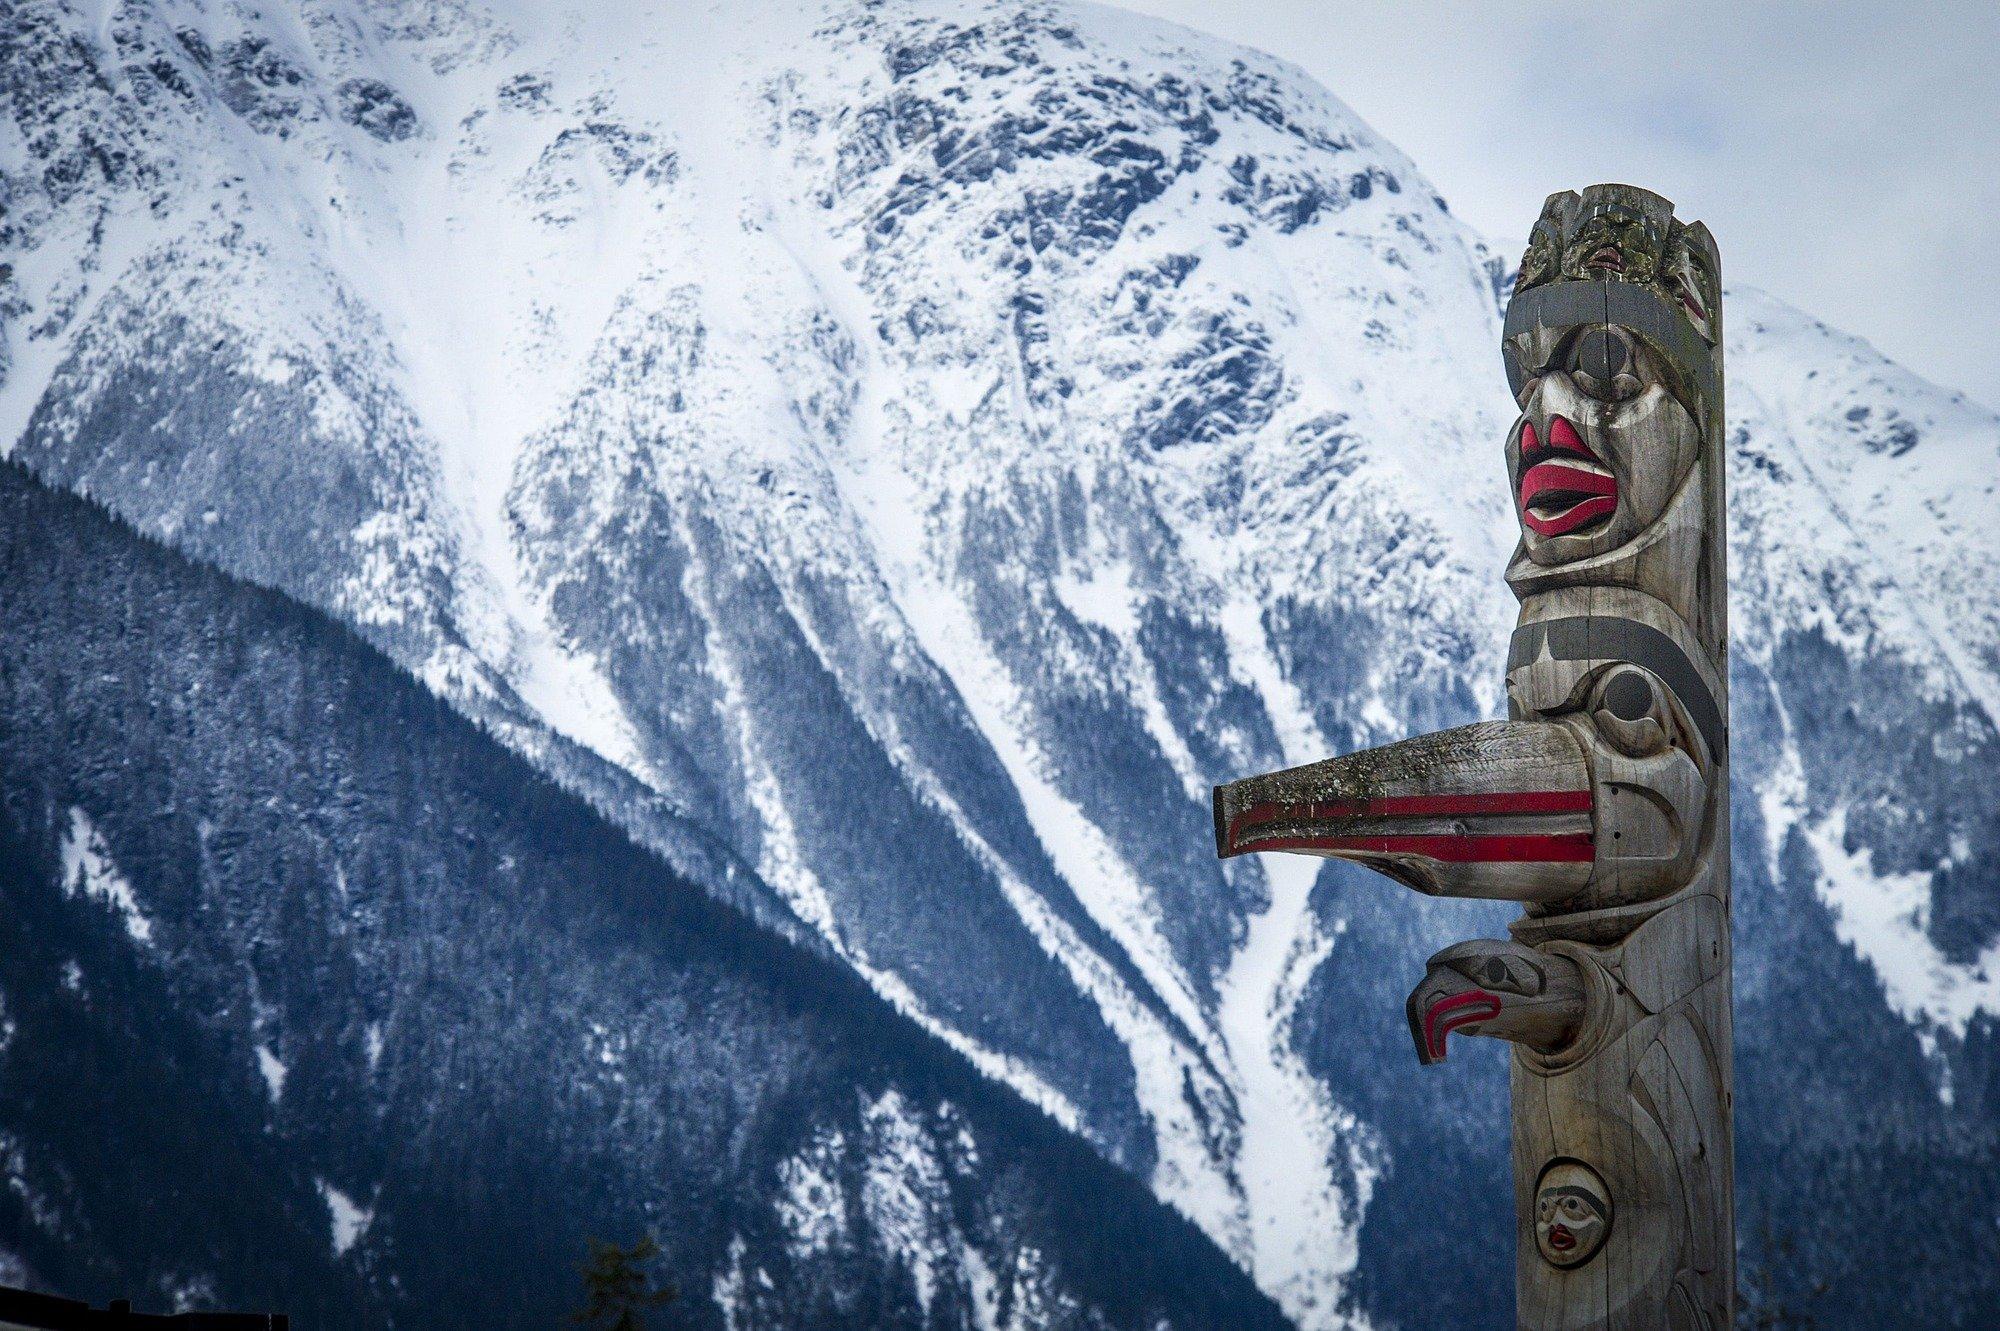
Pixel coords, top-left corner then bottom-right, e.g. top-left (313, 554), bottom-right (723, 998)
top-left (1592, 665), bottom-right (1672, 757)
top-left (1564, 327), bottom-right (1641, 403)
top-left (1462, 951), bottom-right (1545, 997)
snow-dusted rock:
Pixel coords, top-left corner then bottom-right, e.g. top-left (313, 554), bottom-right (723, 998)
top-left (3, 1), bottom-right (1994, 1324)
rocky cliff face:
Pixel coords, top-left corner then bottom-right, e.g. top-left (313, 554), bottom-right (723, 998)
top-left (3, 1), bottom-right (1995, 1325)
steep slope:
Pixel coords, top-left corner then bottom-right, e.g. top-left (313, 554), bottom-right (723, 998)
top-left (3, 1), bottom-right (1996, 1325)
top-left (2, 7), bottom-right (1509, 1316)
top-left (0, 457), bottom-right (1288, 1330)
top-left (1716, 291), bottom-right (2000, 1326)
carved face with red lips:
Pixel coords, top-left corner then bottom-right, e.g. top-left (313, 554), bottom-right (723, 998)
top-left (1506, 323), bottom-right (1702, 565)
top-left (1535, 1160), bottom-right (1612, 1268)
top-left (1560, 203), bottom-right (1668, 286)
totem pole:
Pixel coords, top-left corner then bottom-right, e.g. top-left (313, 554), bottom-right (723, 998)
top-left (1214, 185), bottom-right (1729, 1329)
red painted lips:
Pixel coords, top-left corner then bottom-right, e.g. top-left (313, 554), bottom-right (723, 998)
top-left (1583, 245), bottom-right (1624, 274)
top-left (1517, 416), bottom-right (1617, 537)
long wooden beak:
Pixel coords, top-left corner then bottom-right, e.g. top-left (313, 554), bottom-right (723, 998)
top-left (1212, 720), bottom-right (1593, 903)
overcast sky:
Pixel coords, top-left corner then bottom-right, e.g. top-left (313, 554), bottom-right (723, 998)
top-left (1118, 0), bottom-right (2000, 412)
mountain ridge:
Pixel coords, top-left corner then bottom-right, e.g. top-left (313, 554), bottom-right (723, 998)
top-left (3, 1), bottom-right (1996, 1325)
top-left (0, 452), bottom-right (1288, 1328)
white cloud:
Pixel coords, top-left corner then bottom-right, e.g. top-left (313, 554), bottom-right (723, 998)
top-left (1117, 0), bottom-right (2000, 411)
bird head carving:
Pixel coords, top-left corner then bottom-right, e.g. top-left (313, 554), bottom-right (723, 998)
top-left (1406, 939), bottom-right (1584, 1065)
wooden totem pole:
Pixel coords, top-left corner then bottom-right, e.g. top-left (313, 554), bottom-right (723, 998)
top-left (1215, 185), bottom-right (1730, 1329)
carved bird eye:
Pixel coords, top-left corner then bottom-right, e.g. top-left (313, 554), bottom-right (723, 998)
top-left (1459, 951), bottom-right (1545, 996)
top-left (1602, 669), bottom-right (1653, 721)
top-left (1591, 665), bottom-right (1673, 757)
top-left (1564, 327), bottom-right (1641, 403)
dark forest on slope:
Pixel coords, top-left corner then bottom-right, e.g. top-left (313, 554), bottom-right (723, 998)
top-left (0, 459), bottom-right (1286, 1329)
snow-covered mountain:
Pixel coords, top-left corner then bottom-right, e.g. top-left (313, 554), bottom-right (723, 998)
top-left (0, 458), bottom-right (1287, 1329)
top-left (3, 0), bottom-right (1995, 1326)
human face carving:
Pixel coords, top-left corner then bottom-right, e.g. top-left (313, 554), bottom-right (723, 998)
top-left (1517, 216), bottom-right (1564, 294)
top-left (1663, 233), bottom-right (1719, 343)
top-left (1535, 1161), bottom-right (1611, 1268)
top-left (1506, 324), bottom-right (1702, 564)
top-left (1560, 205), bottom-right (1667, 285)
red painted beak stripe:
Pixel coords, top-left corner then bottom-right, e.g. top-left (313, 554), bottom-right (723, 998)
top-left (1223, 790), bottom-right (1593, 862)
top-left (1424, 988), bottom-right (1503, 1061)
top-left (1231, 791), bottom-right (1591, 831)
top-left (1229, 832), bottom-right (1594, 862)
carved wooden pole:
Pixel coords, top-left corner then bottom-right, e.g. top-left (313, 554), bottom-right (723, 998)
top-left (1215, 185), bottom-right (1730, 1329)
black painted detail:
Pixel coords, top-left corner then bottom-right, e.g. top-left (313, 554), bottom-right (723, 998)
top-left (1509, 616), bottom-right (1724, 760)
top-left (1503, 280), bottom-right (1717, 416)
top-left (1603, 668), bottom-right (1656, 722)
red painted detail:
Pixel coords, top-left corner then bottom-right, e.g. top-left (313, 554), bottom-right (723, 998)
top-left (1519, 419), bottom-right (1540, 457)
top-left (1522, 494), bottom-right (1618, 538)
top-left (1216, 787), bottom-right (1592, 859)
top-left (1424, 988), bottom-right (1502, 1061)
top-left (1546, 414), bottom-right (1598, 460)
top-left (1521, 457), bottom-right (1615, 491)
top-left (1519, 459), bottom-right (1618, 537)
top-left (1520, 460), bottom-right (1615, 503)
top-left (1584, 246), bottom-right (1625, 274)
top-left (1229, 832), bottom-right (1596, 862)
top-left (1230, 790), bottom-right (1589, 838)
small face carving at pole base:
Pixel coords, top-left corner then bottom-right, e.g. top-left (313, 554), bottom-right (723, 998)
top-left (1534, 1160), bottom-right (1612, 1269)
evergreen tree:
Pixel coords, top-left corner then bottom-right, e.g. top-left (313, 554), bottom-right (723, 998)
top-left (572, 1235), bottom-right (677, 1330)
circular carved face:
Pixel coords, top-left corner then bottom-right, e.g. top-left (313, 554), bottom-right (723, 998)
top-left (1535, 1160), bottom-right (1611, 1268)
top-left (1506, 324), bottom-right (1702, 565)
